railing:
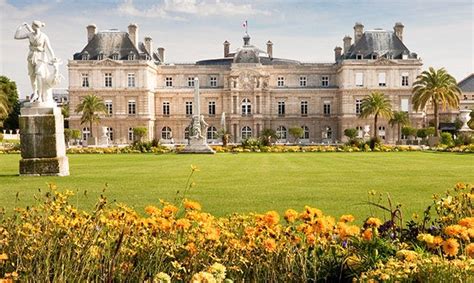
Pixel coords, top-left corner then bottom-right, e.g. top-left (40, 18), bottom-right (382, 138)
top-left (2, 129), bottom-right (20, 140)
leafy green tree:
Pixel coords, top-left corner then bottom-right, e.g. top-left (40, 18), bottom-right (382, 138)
top-left (71, 129), bottom-right (81, 145)
top-left (389, 111), bottom-right (410, 143)
top-left (359, 91), bottom-right (393, 139)
top-left (469, 110), bottom-right (474, 129)
top-left (412, 67), bottom-right (461, 137)
top-left (74, 94), bottom-right (106, 138)
top-left (133, 127), bottom-right (148, 142)
top-left (288, 127), bottom-right (304, 143)
top-left (260, 128), bottom-right (277, 146)
top-left (401, 126), bottom-right (417, 139)
top-left (0, 76), bottom-right (20, 130)
top-left (344, 128), bottom-right (358, 140)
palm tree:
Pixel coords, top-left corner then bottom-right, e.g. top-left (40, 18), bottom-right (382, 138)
top-left (412, 67), bottom-right (461, 137)
top-left (0, 90), bottom-right (9, 120)
top-left (389, 111), bottom-right (410, 143)
top-left (75, 94), bottom-right (106, 138)
top-left (359, 91), bottom-right (393, 139)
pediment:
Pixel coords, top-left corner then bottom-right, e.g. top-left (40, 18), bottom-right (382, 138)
top-left (94, 58), bottom-right (123, 66)
top-left (371, 57), bottom-right (397, 66)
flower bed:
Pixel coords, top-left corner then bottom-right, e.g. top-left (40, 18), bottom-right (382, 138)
top-left (0, 183), bottom-right (472, 282)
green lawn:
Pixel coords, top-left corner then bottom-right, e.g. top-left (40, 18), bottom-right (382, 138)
top-left (0, 152), bottom-right (473, 222)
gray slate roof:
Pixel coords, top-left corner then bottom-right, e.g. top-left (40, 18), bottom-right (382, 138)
top-left (344, 30), bottom-right (416, 60)
top-left (73, 31), bottom-right (156, 61)
top-left (458, 74), bottom-right (474, 92)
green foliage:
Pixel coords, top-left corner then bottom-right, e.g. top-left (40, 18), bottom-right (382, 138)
top-left (71, 129), bottom-right (81, 140)
top-left (288, 127), bottom-right (304, 143)
top-left (75, 94), bottom-right (106, 137)
top-left (0, 133), bottom-right (3, 141)
top-left (344, 128), bottom-right (358, 140)
top-left (401, 126), bottom-right (417, 138)
top-left (64, 128), bottom-right (72, 144)
top-left (0, 76), bottom-right (20, 130)
top-left (133, 127), bottom-right (148, 142)
top-left (416, 128), bottom-right (427, 139)
top-left (412, 67), bottom-right (461, 136)
top-left (440, 132), bottom-right (454, 147)
top-left (469, 110), bottom-right (474, 129)
top-left (425, 127), bottom-right (435, 137)
top-left (389, 111), bottom-right (410, 142)
top-left (241, 137), bottom-right (261, 148)
top-left (260, 128), bottom-right (277, 146)
top-left (359, 92), bottom-right (393, 139)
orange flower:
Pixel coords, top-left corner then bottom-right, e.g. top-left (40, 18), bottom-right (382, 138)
top-left (428, 236), bottom-right (444, 249)
top-left (263, 211), bottom-right (280, 226)
top-left (284, 209), bottom-right (298, 223)
top-left (444, 225), bottom-right (463, 237)
top-left (162, 204), bottom-right (178, 218)
top-left (306, 234), bottom-right (316, 246)
top-left (205, 227), bottom-right (220, 241)
top-left (186, 242), bottom-right (197, 255)
top-left (144, 205), bottom-right (159, 216)
top-left (442, 238), bottom-right (459, 257)
top-left (176, 218), bottom-right (191, 230)
top-left (362, 229), bottom-right (373, 241)
top-left (0, 253), bottom-right (8, 261)
top-left (339, 214), bottom-right (355, 223)
top-left (466, 243), bottom-right (474, 258)
top-left (365, 217), bottom-right (382, 228)
top-left (312, 218), bottom-right (327, 234)
top-left (263, 238), bottom-right (276, 252)
top-left (300, 206), bottom-right (323, 221)
top-left (184, 200), bottom-right (202, 211)
top-left (459, 217), bottom-right (474, 228)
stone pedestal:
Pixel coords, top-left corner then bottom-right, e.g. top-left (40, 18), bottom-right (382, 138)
top-left (180, 137), bottom-right (215, 154)
top-left (19, 104), bottom-right (69, 176)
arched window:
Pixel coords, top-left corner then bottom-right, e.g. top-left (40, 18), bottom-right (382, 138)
top-left (241, 126), bottom-right (252, 140)
top-left (82, 127), bottom-right (90, 141)
top-left (184, 126), bottom-right (190, 140)
top-left (106, 127), bottom-right (113, 141)
top-left (128, 51), bottom-right (135, 60)
top-left (276, 126), bottom-right (287, 140)
top-left (128, 127), bottom-right (134, 142)
top-left (241, 98), bottom-right (251, 116)
top-left (81, 51), bottom-right (89, 60)
top-left (302, 126), bottom-right (310, 139)
top-left (162, 126), bottom-right (172, 140)
top-left (207, 126), bottom-right (217, 140)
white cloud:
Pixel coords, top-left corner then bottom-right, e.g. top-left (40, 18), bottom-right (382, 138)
top-left (0, 0), bottom-right (52, 20)
top-left (117, 0), bottom-right (271, 19)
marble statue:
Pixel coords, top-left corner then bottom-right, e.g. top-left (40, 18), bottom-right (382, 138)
top-left (14, 20), bottom-right (60, 104)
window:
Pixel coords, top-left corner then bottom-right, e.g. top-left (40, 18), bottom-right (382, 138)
top-left (128, 128), bottom-right (134, 142)
top-left (355, 72), bottom-right (364, 87)
top-left (276, 126), bottom-right (287, 140)
top-left (372, 54), bottom-right (378, 60)
top-left (105, 100), bottom-right (113, 116)
top-left (301, 101), bottom-right (308, 116)
top-left (207, 126), bottom-right (217, 140)
top-left (356, 126), bottom-right (363, 138)
top-left (302, 126), bottom-right (310, 139)
top-left (184, 126), bottom-right (190, 140)
top-left (355, 99), bottom-right (362, 114)
top-left (81, 52), bottom-right (89, 60)
top-left (378, 126), bottom-right (386, 140)
top-left (378, 73), bottom-right (386, 87)
top-left (323, 101), bottom-right (331, 116)
top-left (277, 77), bottom-right (285, 87)
top-left (128, 100), bottom-right (136, 115)
top-left (188, 77), bottom-right (195, 87)
top-left (165, 77), bottom-right (173, 87)
top-left (356, 54), bottom-right (363, 60)
top-left (97, 52), bottom-right (104, 60)
top-left (208, 101), bottom-right (216, 116)
top-left (241, 98), bottom-right (251, 116)
top-left (82, 127), bottom-right (90, 141)
top-left (112, 53), bottom-right (119, 60)
top-left (127, 73), bottom-right (135, 88)
top-left (106, 127), bottom-right (113, 141)
top-left (128, 52), bottom-right (135, 60)
top-left (163, 102), bottom-right (170, 116)
top-left (81, 73), bottom-right (89, 87)
top-left (161, 126), bottom-right (172, 140)
top-left (278, 101), bottom-right (285, 116)
top-left (401, 98), bottom-right (409, 112)
top-left (299, 76), bottom-right (307, 87)
top-left (401, 73), bottom-right (409, 86)
top-left (324, 126), bottom-right (332, 139)
top-left (185, 101), bottom-right (193, 116)
top-left (321, 76), bottom-right (329, 87)
top-left (104, 73), bottom-right (112, 87)
top-left (210, 76), bottom-right (218, 87)
top-left (241, 126), bottom-right (252, 140)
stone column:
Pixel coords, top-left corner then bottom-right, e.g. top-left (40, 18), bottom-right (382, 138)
top-left (19, 105), bottom-right (69, 176)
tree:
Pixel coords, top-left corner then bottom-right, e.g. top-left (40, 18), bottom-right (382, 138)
top-left (260, 128), bottom-right (277, 146)
top-left (344, 128), bottom-right (358, 140)
top-left (389, 111), bottom-right (410, 143)
top-left (133, 127), bottom-right (148, 142)
top-left (288, 127), bottom-right (304, 143)
top-left (359, 91), bottom-right (393, 139)
top-left (74, 94), bottom-right (106, 138)
top-left (0, 76), bottom-right (20, 130)
top-left (412, 67), bottom-right (461, 137)
top-left (401, 126), bottom-right (417, 139)
top-left (469, 110), bottom-right (474, 129)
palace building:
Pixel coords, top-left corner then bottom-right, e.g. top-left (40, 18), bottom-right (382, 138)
top-left (68, 22), bottom-right (425, 144)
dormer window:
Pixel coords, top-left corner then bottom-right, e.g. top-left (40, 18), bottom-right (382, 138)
top-left (372, 53), bottom-right (378, 60)
top-left (112, 52), bottom-right (119, 60)
top-left (97, 52), bottom-right (104, 60)
top-left (386, 52), bottom-right (393, 59)
top-left (356, 54), bottom-right (363, 60)
top-left (145, 54), bottom-right (151, 60)
top-left (128, 52), bottom-right (136, 60)
top-left (81, 52), bottom-right (89, 60)
top-left (402, 52), bottom-right (408, 60)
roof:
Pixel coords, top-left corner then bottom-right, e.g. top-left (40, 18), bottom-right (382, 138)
top-left (344, 30), bottom-right (416, 60)
top-left (73, 30), bottom-right (156, 61)
top-left (458, 74), bottom-right (474, 92)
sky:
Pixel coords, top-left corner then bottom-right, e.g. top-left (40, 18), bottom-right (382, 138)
top-left (0, 0), bottom-right (473, 98)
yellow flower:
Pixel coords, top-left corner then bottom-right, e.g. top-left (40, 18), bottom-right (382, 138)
top-left (466, 243), bottom-right (474, 258)
top-left (396, 250), bottom-right (418, 262)
top-left (284, 209), bottom-right (298, 223)
top-left (184, 200), bottom-right (202, 211)
top-left (444, 224), bottom-right (463, 237)
top-left (339, 214), bottom-right (355, 223)
top-left (205, 227), bottom-right (220, 241)
top-left (190, 164), bottom-right (200, 172)
top-left (186, 242), bottom-right (197, 255)
top-left (459, 217), bottom-right (474, 228)
top-left (442, 238), bottom-right (459, 257)
top-left (145, 205), bottom-right (160, 216)
top-left (428, 236), bottom-right (444, 249)
top-left (306, 234), bottom-right (316, 246)
top-left (154, 272), bottom-right (171, 283)
top-left (161, 205), bottom-right (178, 218)
top-left (208, 263), bottom-right (226, 281)
top-left (263, 238), bottom-right (276, 252)
top-left (366, 217), bottom-right (382, 228)
top-left (191, 271), bottom-right (216, 283)
top-left (0, 253), bottom-right (8, 261)
top-left (176, 218), bottom-right (191, 230)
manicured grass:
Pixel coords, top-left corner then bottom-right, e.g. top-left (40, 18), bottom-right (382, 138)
top-left (0, 152), bottom-right (472, 222)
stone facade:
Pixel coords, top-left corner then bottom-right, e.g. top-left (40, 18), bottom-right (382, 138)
top-left (68, 22), bottom-right (424, 144)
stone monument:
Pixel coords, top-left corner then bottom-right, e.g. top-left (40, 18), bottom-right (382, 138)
top-left (180, 78), bottom-right (215, 154)
top-left (15, 20), bottom-right (69, 176)
top-left (458, 109), bottom-right (473, 133)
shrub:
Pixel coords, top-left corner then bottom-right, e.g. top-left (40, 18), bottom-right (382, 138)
top-left (133, 127), bottom-right (148, 142)
top-left (344, 128), bottom-right (358, 140)
top-left (288, 127), bottom-right (304, 143)
top-left (64, 128), bottom-right (72, 144)
top-left (260, 128), bottom-right (277, 146)
top-left (0, 133), bottom-right (3, 142)
top-left (241, 137), bottom-right (261, 148)
top-left (402, 126), bottom-right (417, 138)
top-left (440, 132), bottom-right (454, 147)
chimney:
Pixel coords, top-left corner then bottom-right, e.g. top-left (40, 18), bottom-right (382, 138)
top-left (158, 47), bottom-right (165, 63)
top-left (144, 36), bottom-right (153, 54)
top-left (266, 40), bottom-right (273, 58)
top-left (86, 24), bottom-right (96, 42)
top-left (334, 46), bottom-right (342, 61)
top-left (343, 35), bottom-right (352, 54)
top-left (128, 23), bottom-right (138, 47)
top-left (394, 22), bottom-right (404, 42)
top-left (223, 40), bottom-right (230, 57)
top-left (353, 22), bottom-right (364, 44)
